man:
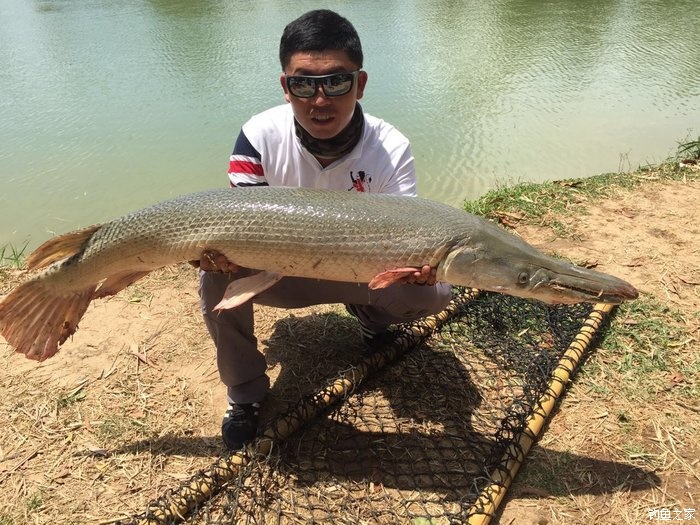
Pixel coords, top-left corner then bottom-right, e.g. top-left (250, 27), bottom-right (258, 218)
top-left (198, 9), bottom-right (452, 450)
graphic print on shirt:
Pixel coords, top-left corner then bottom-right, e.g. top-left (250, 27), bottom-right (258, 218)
top-left (348, 170), bottom-right (372, 192)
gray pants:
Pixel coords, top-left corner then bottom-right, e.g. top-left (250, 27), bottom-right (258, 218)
top-left (199, 269), bottom-right (452, 404)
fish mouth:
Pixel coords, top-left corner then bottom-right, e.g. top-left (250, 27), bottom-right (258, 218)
top-left (531, 267), bottom-right (639, 304)
top-left (546, 280), bottom-right (638, 304)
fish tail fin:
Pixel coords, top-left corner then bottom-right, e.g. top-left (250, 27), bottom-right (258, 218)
top-left (0, 278), bottom-right (96, 361)
top-left (27, 224), bottom-right (101, 271)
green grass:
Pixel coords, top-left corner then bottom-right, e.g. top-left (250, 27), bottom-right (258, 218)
top-left (95, 412), bottom-right (151, 444)
top-left (57, 387), bottom-right (87, 408)
top-left (577, 296), bottom-right (699, 402)
top-left (677, 135), bottom-right (700, 159)
top-left (26, 491), bottom-right (44, 512)
top-left (622, 441), bottom-right (660, 467)
top-left (0, 242), bottom-right (28, 269)
top-left (461, 161), bottom-right (693, 227)
top-left (517, 448), bottom-right (574, 497)
top-left (610, 299), bottom-right (697, 395)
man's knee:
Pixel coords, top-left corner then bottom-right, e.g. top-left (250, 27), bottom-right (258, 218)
top-left (406, 283), bottom-right (452, 318)
top-left (199, 270), bottom-right (253, 316)
top-left (370, 283), bottom-right (452, 323)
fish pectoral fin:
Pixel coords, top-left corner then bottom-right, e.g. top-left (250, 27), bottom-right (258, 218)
top-left (95, 271), bottom-right (152, 299)
top-left (214, 271), bottom-right (282, 310)
top-left (368, 267), bottom-right (422, 289)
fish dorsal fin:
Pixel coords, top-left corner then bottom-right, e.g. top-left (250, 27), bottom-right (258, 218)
top-left (27, 224), bottom-right (102, 271)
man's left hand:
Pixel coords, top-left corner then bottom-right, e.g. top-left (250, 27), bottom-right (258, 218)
top-left (400, 265), bottom-right (437, 286)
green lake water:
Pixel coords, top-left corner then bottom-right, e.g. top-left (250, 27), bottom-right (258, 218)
top-left (1, 0), bottom-right (698, 249)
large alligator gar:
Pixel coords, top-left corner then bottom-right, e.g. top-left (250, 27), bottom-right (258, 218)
top-left (0, 187), bottom-right (638, 361)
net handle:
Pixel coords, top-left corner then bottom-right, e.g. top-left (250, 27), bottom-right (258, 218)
top-left (466, 303), bottom-right (614, 525)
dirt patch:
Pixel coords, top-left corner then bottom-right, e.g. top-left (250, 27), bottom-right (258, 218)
top-left (1, 178), bottom-right (698, 524)
top-left (517, 180), bottom-right (700, 319)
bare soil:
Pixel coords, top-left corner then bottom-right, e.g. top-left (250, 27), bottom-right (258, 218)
top-left (0, 176), bottom-right (698, 524)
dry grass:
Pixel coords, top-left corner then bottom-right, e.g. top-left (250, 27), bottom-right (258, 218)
top-left (0, 270), bottom-right (223, 523)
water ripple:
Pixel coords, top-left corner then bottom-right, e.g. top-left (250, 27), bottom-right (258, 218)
top-left (0, 0), bottom-right (698, 248)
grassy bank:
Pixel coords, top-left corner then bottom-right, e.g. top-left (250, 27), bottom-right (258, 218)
top-left (463, 135), bottom-right (699, 222)
top-left (463, 160), bottom-right (695, 234)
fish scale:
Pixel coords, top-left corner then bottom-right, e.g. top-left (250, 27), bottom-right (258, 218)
top-left (71, 187), bottom-right (463, 283)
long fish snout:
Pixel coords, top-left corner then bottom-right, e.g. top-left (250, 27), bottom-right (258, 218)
top-left (527, 265), bottom-right (639, 305)
top-left (440, 243), bottom-right (639, 306)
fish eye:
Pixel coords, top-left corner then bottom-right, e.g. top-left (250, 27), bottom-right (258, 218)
top-left (517, 271), bottom-right (529, 284)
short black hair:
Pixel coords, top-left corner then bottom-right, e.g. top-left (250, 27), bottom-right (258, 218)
top-left (279, 9), bottom-right (363, 71)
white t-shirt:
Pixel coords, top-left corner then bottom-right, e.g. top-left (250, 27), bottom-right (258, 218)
top-left (227, 104), bottom-right (417, 196)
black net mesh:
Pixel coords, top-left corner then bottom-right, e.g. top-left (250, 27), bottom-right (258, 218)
top-left (118, 288), bottom-right (604, 525)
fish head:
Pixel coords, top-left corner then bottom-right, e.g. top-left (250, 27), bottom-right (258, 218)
top-left (439, 231), bottom-right (639, 305)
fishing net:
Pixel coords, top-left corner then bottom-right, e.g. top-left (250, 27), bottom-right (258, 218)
top-left (115, 287), bottom-right (611, 525)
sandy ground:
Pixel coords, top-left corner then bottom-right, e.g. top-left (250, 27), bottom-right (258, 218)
top-left (0, 175), bottom-right (698, 524)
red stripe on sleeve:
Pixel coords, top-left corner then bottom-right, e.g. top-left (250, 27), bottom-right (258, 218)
top-left (229, 160), bottom-right (264, 177)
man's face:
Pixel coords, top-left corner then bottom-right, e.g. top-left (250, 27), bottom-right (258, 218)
top-left (281, 50), bottom-right (367, 140)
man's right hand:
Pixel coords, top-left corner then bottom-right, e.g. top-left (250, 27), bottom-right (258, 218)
top-left (189, 250), bottom-right (240, 273)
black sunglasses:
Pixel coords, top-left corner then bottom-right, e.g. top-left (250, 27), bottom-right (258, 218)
top-left (285, 70), bottom-right (360, 98)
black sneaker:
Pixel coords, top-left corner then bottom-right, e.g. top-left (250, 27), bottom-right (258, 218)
top-left (344, 304), bottom-right (394, 349)
top-left (221, 402), bottom-right (260, 451)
